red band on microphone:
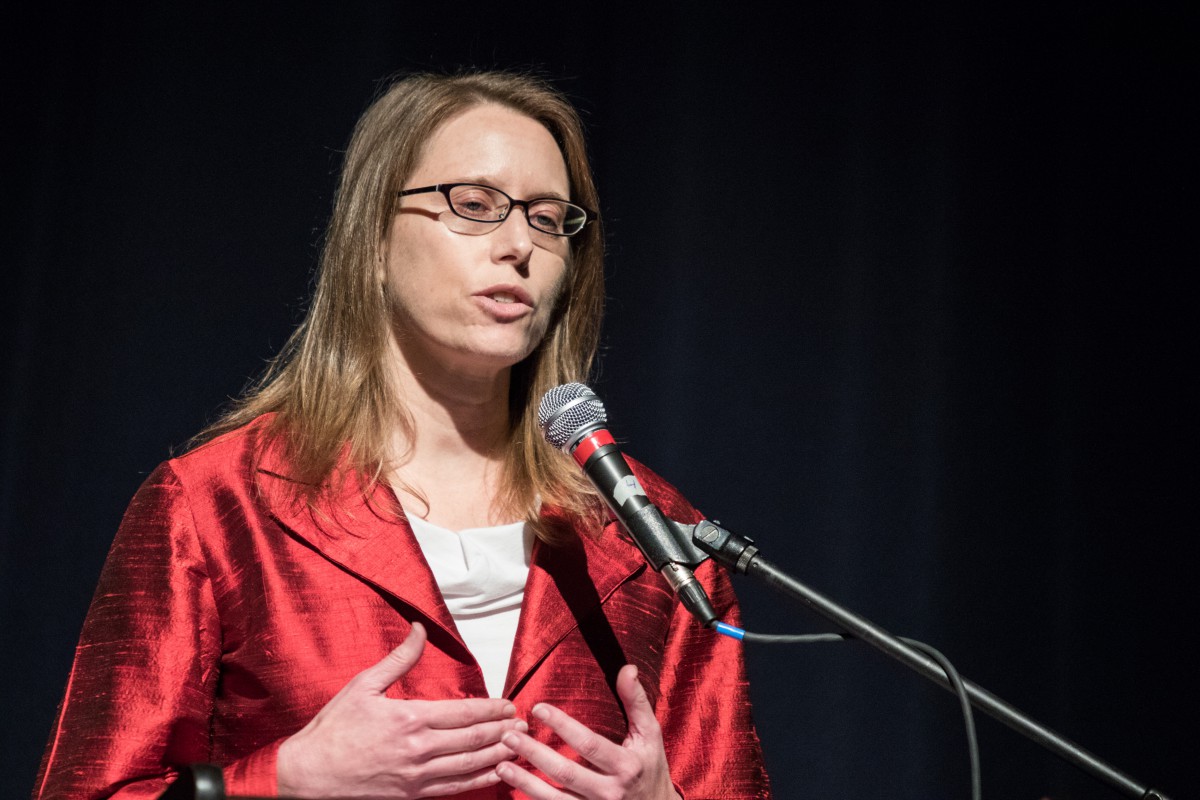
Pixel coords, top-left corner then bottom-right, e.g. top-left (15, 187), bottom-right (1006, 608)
top-left (571, 428), bottom-right (615, 466)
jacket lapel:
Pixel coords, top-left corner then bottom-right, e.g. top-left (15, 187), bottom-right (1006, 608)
top-left (503, 508), bottom-right (646, 699)
top-left (255, 448), bottom-right (463, 651)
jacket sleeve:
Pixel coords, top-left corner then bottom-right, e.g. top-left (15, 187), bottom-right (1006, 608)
top-left (32, 463), bottom-right (279, 799)
top-left (656, 558), bottom-right (772, 800)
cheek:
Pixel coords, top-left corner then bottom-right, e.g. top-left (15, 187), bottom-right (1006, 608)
top-left (383, 230), bottom-right (447, 305)
top-left (545, 246), bottom-right (572, 297)
top-left (383, 260), bottom-right (443, 333)
top-left (537, 258), bottom-right (571, 324)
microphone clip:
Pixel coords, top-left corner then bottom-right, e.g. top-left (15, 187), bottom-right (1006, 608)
top-left (620, 510), bottom-right (712, 572)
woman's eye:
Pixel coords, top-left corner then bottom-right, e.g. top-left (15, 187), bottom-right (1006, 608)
top-left (453, 191), bottom-right (499, 218)
top-left (529, 202), bottom-right (566, 230)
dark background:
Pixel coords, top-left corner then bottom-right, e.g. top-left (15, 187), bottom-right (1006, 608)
top-left (3, 3), bottom-right (1195, 798)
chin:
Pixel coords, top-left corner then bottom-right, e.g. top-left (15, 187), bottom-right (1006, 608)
top-left (471, 330), bottom-right (546, 366)
top-left (451, 343), bottom-right (538, 376)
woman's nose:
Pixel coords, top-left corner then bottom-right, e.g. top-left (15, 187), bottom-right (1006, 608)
top-left (489, 207), bottom-right (535, 268)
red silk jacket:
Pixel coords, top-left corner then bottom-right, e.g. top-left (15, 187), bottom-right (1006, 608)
top-left (34, 418), bottom-right (770, 799)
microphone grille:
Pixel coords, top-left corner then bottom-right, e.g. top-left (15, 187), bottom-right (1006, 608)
top-left (538, 382), bottom-right (607, 450)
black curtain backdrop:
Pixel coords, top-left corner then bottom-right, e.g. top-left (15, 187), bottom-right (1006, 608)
top-left (3, 4), bottom-right (1195, 798)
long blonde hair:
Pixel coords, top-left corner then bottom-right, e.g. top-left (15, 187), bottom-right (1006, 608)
top-left (192, 71), bottom-right (605, 538)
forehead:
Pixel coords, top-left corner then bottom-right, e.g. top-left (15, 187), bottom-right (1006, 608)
top-left (412, 104), bottom-right (570, 194)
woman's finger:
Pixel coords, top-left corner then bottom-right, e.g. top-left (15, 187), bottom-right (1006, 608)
top-left (350, 622), bottom-right (427, 694)
top-left (408, 696), bottom-right (519, 729)
top-left (615, 664), bottom-right (662, 742)
top-left (422, 738), bottom-right (522, 780)
top-left (501, 729), bottom-right (609, 796)
top-left (418, 763), bottom-right (508, 797)
top-left (523, 703), bottom-right (625, 772)
top-left (420, 716), bottom-right (528, 758)
top-left (494, 759), bottom-right (573, 799)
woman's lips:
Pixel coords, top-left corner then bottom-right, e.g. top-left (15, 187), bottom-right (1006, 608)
top-left (473, 285), bottom-right (534, 320)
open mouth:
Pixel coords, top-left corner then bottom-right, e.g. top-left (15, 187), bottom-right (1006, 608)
top-left (477, 285), bottom-right (533, 307)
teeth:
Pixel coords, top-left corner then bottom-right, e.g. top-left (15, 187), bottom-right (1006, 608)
top-left (491, 292), bottom-right (517, 304)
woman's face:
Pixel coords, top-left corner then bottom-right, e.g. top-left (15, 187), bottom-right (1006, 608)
top-left (383, 104), bottom-right (572, 380)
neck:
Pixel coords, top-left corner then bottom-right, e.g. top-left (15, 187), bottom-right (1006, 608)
top-left (384, 333), bottom-right (524, 528)
top-left (387, 331), bottom-right (513, 452)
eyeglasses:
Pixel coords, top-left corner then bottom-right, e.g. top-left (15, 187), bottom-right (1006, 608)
top-left (396, 183), bottom-right (595, 238)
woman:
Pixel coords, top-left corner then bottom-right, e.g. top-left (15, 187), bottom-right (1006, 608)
top-left (34, 72), bottom-right (770, 799)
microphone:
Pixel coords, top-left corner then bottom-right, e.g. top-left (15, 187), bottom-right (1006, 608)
top-left (538, 383), bottom-right (717, 627)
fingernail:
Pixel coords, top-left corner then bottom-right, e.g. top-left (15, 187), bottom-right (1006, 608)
top-left (502, 732), bottom-right (520, 748)
top-left (514, 719), bottom-right (529, 733)
top-left (502, 702), bottom-right (516, 716)
top-left (532, 704), bottom-right (550, 721)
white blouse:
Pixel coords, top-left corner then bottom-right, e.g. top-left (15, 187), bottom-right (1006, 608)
top-left (405, 513), bottom-right (533, 697)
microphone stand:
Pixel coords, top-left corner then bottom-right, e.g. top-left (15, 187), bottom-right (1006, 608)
top-left (678, 519), bottom-right (1171, 800)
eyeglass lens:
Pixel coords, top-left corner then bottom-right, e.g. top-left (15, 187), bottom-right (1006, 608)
top-left (446, 185), bottom-right (587, 236)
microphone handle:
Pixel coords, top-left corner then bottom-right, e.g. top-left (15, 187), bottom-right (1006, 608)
top-left (575, 438), bottom-right (718, 627)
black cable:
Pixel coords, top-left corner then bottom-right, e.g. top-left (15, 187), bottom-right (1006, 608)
top-left (899, 636), bottom-right (981, 800)
top-left (739, 631), bottom-right (846, 644)
top-left (726, 625), bottom-right (981, 800)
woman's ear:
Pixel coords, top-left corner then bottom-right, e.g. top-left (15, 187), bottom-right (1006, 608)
top-left (375, 242), bottom-right (388, 289)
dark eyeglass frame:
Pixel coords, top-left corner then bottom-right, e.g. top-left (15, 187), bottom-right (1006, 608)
top-left (396, 183), bottom-right (596, 237)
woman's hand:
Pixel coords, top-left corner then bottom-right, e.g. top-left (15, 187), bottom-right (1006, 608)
top-left (494, 665), bottom-right (681, 800)
top-left (277, 622), bottom-right (526, 798)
